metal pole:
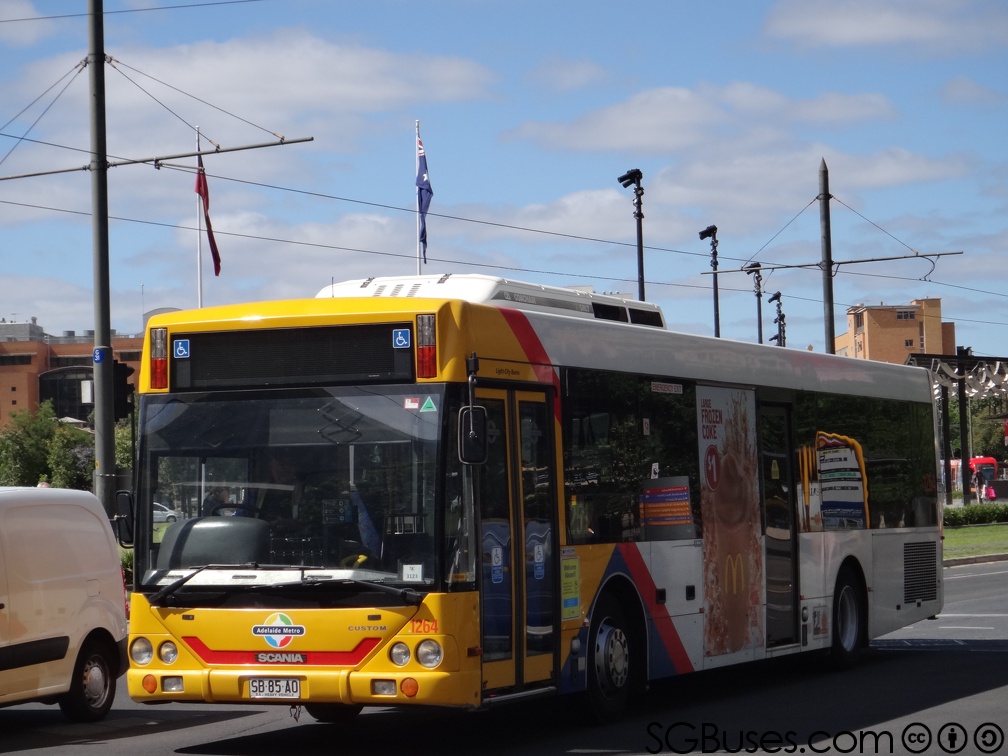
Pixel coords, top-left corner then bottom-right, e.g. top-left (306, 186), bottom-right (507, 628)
top-left (819, 158), bottom-right (836, 354)
top-left (633, 181), bottom-right (644, 301)
top-left (940, 385), bottom-right (953, 509)
top-left (197, 127), bottom-right (203, 307)
top-left (617, 169), bottom-right (645, 300)
top-left (746, 262), bottom-right (763, 344)
top-left (958, 373), bottom-right (971, 499)
top-left (700, 225), bottom-right (720, 337)
top-left (88, 0), bottom-right (116, 515)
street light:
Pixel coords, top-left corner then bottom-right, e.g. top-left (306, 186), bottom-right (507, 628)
top-left (617, 169), bottom-right (645, 301)
top-left (745, 261), bottom-right (764, 344)
top-left (699, 225), bottom-right (719, 337)
top-left (768, 290), bottom-right (785, 347)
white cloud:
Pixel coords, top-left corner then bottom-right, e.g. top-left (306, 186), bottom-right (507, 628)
top-left (528, 58), bottom-right (612, 93)
top-left (506, 84), bottom-right (897, 154)
top-left (765, 0), bottom-right (1008, 52)
top-left (0, 1), bottom-right (56, 47)
top-left (941, 76), bottom-right (1007, 106)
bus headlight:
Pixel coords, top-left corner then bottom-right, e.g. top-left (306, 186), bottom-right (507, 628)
top-left (389, 642), bottom-right (411, 667)
top-left (158, 641), bottom-right (179, 664)
top-left (131, 637), bottom-right (154, 665)
top-left (416, 639), bottom-right (443, 668)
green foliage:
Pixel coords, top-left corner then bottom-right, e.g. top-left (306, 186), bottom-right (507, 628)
top-left (0, 401), bottom-right (59, 486)
top-left (120, 547), bottom-right (134, 586)
top-left (0, 401), bottom-right (97, 490)
top-left (114, 417), bottom-right (135, 470)
top-left (46, 424), bottom-right (95, 489)
top-left (943, 502), bottom-right (1008, 527)
top-left (947, 395), bottom-right (1007, 462)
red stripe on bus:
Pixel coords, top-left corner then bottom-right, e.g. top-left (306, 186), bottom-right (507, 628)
top-left (183, 636), bottom-right (380, 666)
top-left (617, 544), bottom-right (695, 674)
top-left (498, 309), bottom-right (561, 413)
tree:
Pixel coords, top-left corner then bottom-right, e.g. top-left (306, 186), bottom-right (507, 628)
top-left (0, 401), bottom-right (95, 490)
top-left (47, 424), bottom-right (95, 489)
top-left (114, 417), bottom-right (134, 471)
top-left (948, 395), bottom-right (1007, 462)
top-left (0, 401), bottom-right (58, 486)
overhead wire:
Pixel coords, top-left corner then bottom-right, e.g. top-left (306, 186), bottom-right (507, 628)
top-left (0, 0), bottom-right (268, 25)
top-left (0, 3), bottom-right (1000, 330)
top-left (0, 61), bottom-right (87, 169)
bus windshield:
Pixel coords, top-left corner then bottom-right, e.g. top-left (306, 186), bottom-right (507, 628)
top-left (133, 385), bottom-right (475, 598)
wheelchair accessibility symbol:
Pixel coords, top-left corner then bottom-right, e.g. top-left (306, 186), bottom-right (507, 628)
top-left (174, 339), bottom-right (190, 359)
top-left (392, 329), bottom-right (410, 349)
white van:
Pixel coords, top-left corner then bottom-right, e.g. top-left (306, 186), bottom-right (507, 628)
top-left (0, 487), bottom-right (128, 721)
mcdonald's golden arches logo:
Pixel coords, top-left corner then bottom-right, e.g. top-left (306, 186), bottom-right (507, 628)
top-left (724, 552), bottom-right (744, 595)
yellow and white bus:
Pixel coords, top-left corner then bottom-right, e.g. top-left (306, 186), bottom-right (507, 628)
top-left (119, 273), bottom-right (942, 722)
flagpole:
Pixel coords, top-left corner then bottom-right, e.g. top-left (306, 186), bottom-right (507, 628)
top-left (415, 120), bottom-right (421, 276)
top-left (196, 126), bottom-right (204, 307)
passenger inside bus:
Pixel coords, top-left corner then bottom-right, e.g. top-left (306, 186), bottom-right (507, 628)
top-left (202, 485), bottom-right (231, 512)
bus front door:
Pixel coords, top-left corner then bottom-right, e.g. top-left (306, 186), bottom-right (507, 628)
top-left (479, 389), bottom-right (557, 696)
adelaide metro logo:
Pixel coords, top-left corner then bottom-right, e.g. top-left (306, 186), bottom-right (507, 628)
top-left (252, 612), bottom-right (306, 648)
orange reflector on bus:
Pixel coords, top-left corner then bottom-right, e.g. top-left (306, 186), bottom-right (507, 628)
top-left (416, 315), bottom-right (436, 378)
top-left (142, 674), bottom-right (157, 693)
top-left (150, 327), bottom-right (168, 389)
top-left (400, 677), bottom-right (419, 698)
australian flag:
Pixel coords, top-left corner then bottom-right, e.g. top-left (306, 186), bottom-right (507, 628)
top-left (416, 137), bottom-right (433, 263)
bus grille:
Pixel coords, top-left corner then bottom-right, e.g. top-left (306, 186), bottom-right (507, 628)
top-left (903, 541), bottom-right (938, 603)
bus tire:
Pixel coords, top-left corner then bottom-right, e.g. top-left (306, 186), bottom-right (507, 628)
top-left (304, 703), bottom-right (363, 724)
top-left (58, 638), bottom-right (117, 722)
top-left (587, 592), bottom-right (632, 722)
top-left (830, 568), bottom-right (864, 669)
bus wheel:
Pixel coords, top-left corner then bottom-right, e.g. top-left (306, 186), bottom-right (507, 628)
top-left (830, 569), bottom-right (864, 669)
top-left (304, 703), bottom-right (363, 724)
top-left (58, 639), bottom-right (117, 722)
top-left (587, 593), bottom-right (632, 722)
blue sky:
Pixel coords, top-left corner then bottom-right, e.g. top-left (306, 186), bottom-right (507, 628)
top-left (1, 0), bottom-right (1006, 358)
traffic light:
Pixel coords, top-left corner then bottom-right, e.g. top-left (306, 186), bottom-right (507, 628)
top-left (112, 360), bottom-right (135, 421)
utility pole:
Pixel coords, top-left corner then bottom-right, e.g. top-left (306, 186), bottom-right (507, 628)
top-left (73, 0), bottom-right (311, 516)
top-left (700, 161), bottom-right (960, 348)
top-left (89, 0), bottom-right (116, 515)
top-left (700, 225), bottom-right (720, 337)
top-left (745, 262), bottom-right (764, 344)
top-left (819, 158), bottom-right (836, 354)
top-left (768, 291), bottom-right (785, 347)
top-left (618, 169), bottom-right (645, 301)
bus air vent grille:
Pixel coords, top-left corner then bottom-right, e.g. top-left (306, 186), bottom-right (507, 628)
top-left (903, 540), bottom-right (937, 603)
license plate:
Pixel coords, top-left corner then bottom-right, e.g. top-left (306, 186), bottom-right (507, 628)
top-left (248, 677), bottom-right (301, 699)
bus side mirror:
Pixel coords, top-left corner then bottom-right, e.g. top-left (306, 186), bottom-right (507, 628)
top-left (115, 489), bottom-right (135, 548)
top-left (458, 406), bottom-right (488, 465)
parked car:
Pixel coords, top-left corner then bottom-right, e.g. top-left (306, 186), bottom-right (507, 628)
top-left (0, 487), bottom-right (128, 721)
top-left (153, 502), bottom-right (180, 523)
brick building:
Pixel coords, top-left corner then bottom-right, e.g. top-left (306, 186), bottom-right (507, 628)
top-left (0, 318), bottom-right (142, 427)
top-left (834, 298), bottom-right (956, 364)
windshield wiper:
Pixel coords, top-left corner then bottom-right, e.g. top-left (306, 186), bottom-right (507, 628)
top-left (148, 568), bottom-right (423, 607)
top-left (343, 578), bottom-right (423, 606)
top-left (147, 563), bottom-right (279, 606)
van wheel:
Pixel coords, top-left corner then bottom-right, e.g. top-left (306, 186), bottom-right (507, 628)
top-left (304, 703), bottom-right (363, 723)
top-left (587, 593), bottom-right (632, 722)
top-left (58, 639), bottom-right (117, 722)
top-left (830, 568), bottom-right (865, 669)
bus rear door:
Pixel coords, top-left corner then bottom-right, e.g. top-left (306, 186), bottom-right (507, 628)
top-left (758, 404), bottom-right (800, 648)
